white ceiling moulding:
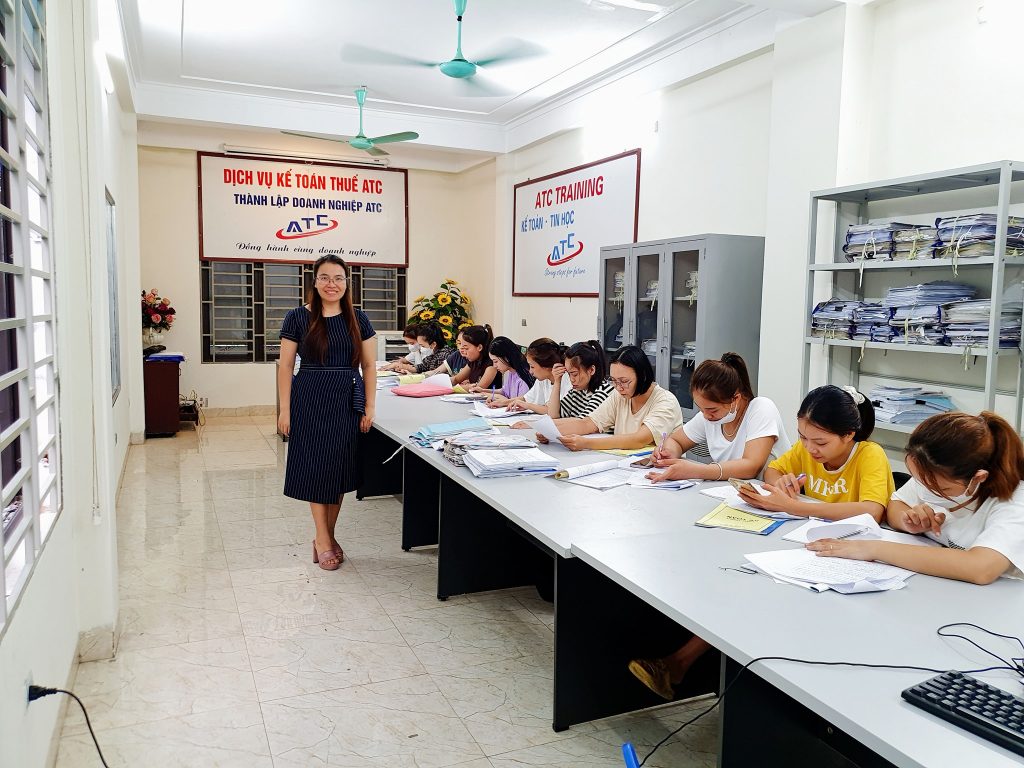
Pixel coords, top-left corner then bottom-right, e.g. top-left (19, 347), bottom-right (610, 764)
top-left (221, 144), bottom-right (390, 168)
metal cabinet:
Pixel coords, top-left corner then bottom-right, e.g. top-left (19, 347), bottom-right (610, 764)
top-left (599, 235), bottom-right (765, 418)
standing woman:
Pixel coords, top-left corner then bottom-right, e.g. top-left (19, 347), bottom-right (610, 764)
top-left (277, 256), bottom-right (377, 571)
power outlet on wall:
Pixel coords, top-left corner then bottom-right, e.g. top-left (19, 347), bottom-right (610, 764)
top-left (200, 397), bottom-right (209, 408)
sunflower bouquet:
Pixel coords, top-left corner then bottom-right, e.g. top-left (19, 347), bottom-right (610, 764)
top-left (408, 278), bottom-right (473, 346)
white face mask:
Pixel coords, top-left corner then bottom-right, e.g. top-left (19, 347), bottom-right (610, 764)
top-left (718, 404), bottom-right (739, 425)
top-left (407, 343), bottom-right (421, 353)
top-left (918, 481), bottom-right (978, 511)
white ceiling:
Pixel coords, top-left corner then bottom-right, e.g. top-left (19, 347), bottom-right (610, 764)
top-left (119, 0), bottom-right (856, 166)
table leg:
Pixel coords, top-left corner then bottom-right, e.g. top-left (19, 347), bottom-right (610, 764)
top-left (436, 473), bottom-right (546, 600)
top-left (718, 657), bottom-right (896, 768)
top-left (552, 556), bottom-right (720, 731)
top-left (401, 449), bottom-right (440, 551)
top-left (357, 427), bottom-right (403, 500)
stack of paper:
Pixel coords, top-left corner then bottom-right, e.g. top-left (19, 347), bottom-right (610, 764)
top-left (810, 299), bottom-right (858, 339)
top-left (883, 281), bottom-right (977, 307)
top-left (463, 448), bottom-right (560, 478)
top-left (869, 385), bottom-right (954, 424)
top-left (842, 222), bottom-right (913, 261)
top-left (935, 214), bottom-right (1024, 260)
top-left (440, 393), bottom-right (487, 403)
top-left (852, 302), bottom-right (894, 342)
top-left (744, 548), bottom-right (916, 593)
top-left (627, 475), bottom-right (695, 491)
top-left (941, 298), bottom-right (1023, 348)
top-left (410, 417), bottom-right (493, 447)
top-left (471, 402), bottom-right (522, 420)
top-left (447, 432), bottom-right (536, 450)
top-left (892, 226), bottom-right (938, 260)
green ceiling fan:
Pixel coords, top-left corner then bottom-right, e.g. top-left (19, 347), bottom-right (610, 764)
top-left (341, 0), bottom-right (543, 96)
top-left (282, 87), bottom-right (418, 156)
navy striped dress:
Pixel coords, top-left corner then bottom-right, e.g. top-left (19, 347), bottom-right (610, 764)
top-left (280, 307), bottom-right (375, 504)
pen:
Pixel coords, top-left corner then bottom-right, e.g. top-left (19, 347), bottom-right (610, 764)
top-left (658, 431), bottom-right (668, 455)
top-left (787, 473), bottom-right (806, 492)
top-left (490, 384), bottom-right (495, 403)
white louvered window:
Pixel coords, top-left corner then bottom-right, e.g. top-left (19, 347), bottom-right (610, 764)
top-left (1, 0), bottom-right (61, 630)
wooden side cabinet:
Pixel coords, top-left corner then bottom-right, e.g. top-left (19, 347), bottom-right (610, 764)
top-left (143, 360), bottom-right (181, 436)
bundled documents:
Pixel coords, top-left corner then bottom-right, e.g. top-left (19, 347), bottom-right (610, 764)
top-left (842, 222), bottom-right (912, 261)
top-left (935, 214), bottom-right (1024, 260)
top-left (883, 281), bottom-right (977, 308)
top-left (463, 448), bottom-right (560, 478)
top-left (852, 302), bottom-right (894, 342)
top-left (810, 299), bottom-right (858, 339)
top-left (892, 226), bottom-right (938, 260)
top-left (869, 385), bottom-right (954, 425)
top-left (410, 416), bottom-right (493, 446)
top-left (941, 298), bottom-right (1023, 348)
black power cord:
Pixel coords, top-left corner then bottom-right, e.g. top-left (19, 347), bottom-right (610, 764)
top-left (634, 623), bottom-right (1024, 766)
top-left (28, 685), bottom-right (110, 768)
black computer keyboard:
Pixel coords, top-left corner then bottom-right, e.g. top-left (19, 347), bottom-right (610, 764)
top-left (902, 671), bottom-right (1024, 757)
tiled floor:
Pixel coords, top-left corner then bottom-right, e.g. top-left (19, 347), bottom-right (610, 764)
top-left (55, 416), bottom-right (717, 767)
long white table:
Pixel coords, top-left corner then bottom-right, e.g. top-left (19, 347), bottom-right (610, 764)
top-left (361, 389), bottom-right (1024, 765)
top-left (570, 529), bottom-right (1024, 767)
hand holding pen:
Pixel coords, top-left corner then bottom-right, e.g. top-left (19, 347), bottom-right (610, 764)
top-left (775, 473), bottom-right (807, 499)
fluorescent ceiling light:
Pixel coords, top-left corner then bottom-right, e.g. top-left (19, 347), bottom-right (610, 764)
top-left (222, 144), bottom-right (390, 167)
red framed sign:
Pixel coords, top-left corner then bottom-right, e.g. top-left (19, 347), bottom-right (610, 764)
top-left (198, 151), bottom-right (409, 266)
top-left (512, 149), bottom-right (640, 297)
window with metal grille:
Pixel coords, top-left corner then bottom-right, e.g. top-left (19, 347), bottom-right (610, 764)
top-left (201, 261), bottom-right (406, 362)
top-left (1, 0), bottom-right (60, 630)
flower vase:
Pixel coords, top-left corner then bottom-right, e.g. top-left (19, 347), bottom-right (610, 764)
top-left (143, 328), bottom-right (165, 348)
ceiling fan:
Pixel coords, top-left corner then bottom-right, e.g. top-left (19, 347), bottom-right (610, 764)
top-left (281, 87), bottom-right (418, 156)
top-left (341, 0), bottom-right (542, 96)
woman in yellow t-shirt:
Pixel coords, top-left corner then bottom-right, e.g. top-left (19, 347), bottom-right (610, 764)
top-left (630, 383), bottom-right (894, 703)
top-left (740, 384), bottom-right (894, 521)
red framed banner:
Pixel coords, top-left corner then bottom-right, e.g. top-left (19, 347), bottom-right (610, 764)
top-left (512, 149), bottom-right (640, 297)
top-left (198, 151), bottom-right (409, 266)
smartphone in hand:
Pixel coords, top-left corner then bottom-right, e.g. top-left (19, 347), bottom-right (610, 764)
top-left (728, 477), bottom-right (768, 496)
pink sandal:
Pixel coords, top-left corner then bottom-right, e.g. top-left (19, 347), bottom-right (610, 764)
top-left (313, 542), bottom-right (340, 571)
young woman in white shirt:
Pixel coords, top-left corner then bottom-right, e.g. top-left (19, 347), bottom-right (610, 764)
top-left (538, 345), bottom-right (682, 452)
top-left (807, 411), bottom-right (1024, 584)
top-left (380, 324), bottom-right (425, 372)
top-left (646, 352), bottom-right (791, 483)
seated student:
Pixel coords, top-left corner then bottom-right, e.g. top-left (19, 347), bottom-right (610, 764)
top-left (538, 345), bottom-right (682, 452)
top-left (550, 340), bottom-right (614, 421)
top-left (646, 352), bottom-right (790, 482)
top-left (628, 383), bottom-right (892, 702)
top-left (381, 324), bottom-right (426, 372)
top-left (412, 323), bottom-right (448, 374)
top-left (739, 384), bottom-right (894, 521)
top-left (474, 336), bottom-right (534, 399)
top-left (448, 324), bottom-right (498, 388)
top-left (501, 338), bottom-right (570, 415)
top-left (807, 411), bottom-right (1024, 584)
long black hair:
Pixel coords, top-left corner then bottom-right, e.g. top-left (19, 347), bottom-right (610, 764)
top-left (798, 385), bottom-right (874, 442)
top-left (416, 322), bottom-right (444, 350)
top-left (564, 340), bottom-right (607, 393)
top-left (460, 324), bottom-right (493, 382)
top-left (608, 345), bottom-right (655, 396)
top-left (306, 255), bottom-right (361, 366)
top-left (490, 336), bottom-right (535, 388)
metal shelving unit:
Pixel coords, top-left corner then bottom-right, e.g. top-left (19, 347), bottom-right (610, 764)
top-left (801, 160), bottom-right (1024, 436)
top-left (598, 234), bottom-right (764, 419)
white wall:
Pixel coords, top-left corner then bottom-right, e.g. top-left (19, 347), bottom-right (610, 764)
top-left (0, 0), bottom-right (139, 764)
top-left (491, 52), bottom-right (775, 346)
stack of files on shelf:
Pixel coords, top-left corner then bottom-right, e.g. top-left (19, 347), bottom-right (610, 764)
top-left (410, 417), bottom-right (494, 447)
top-left (892, 225), bottom-right (938, 260)
top-left (942, 298), bottom-right (1024, 348)
top-left (810, 299), bottom-right (858, 339)
top-left (744, 547), bottom-right (916, 593)
top-left (883, 281), bottom-right (977, 307)
top-left (463, 448), bottom-right (560, 478)
top-left (935, 214), bottom-right (1024, 259)
top-left (853, 302), bottom-right (895, 342)
top-left (869, 385), bottom-right (954, 424)
top-left (842, 222), bottom-right (911, 261)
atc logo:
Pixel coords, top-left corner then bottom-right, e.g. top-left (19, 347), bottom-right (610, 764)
top-left (547, 232), bottom-right (584, 266)
top-left (276, 214), bottom-right (339, 240)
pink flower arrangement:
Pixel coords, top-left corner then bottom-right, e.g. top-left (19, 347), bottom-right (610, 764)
top-left (141, 289), bottom-right (176, 331)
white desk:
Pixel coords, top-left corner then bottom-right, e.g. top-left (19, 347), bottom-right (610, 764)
top-left (571, 530), bottom-right (1024, 768)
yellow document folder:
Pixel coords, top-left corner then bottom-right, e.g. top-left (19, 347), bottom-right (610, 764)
top-left (695, 504), bottom-right (784, 535)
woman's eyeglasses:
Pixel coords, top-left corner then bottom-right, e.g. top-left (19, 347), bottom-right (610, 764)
top-left (315, 275), bottom-right (348, 286)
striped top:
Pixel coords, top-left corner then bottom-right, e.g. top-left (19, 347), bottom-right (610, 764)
top-left (559, 378), bottom-right (615, 421)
